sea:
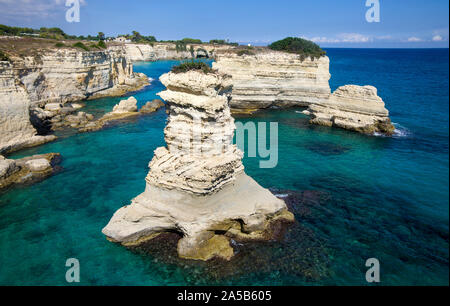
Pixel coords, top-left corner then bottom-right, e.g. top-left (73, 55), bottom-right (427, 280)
top-left (0, 48), bottom-right (448, 285)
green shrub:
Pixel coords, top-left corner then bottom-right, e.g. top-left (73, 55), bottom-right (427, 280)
top-left (0, 50), bottom-right (10, 62)
top-left (268, 37), bottom-right (326, 59)
top-left (72, 42), bottom-right (89, 51)
top-left (237, 49), bottom-right (255, 56)
top-left (171, 61), bottom-right (213, 74)
top-left (181, 38), bottom-right (202, 44)
top-left (210, 39), bottom-right (226, 45)
top-left (175, 41), bottom-right (187, 52)
top-left (54, 42), bottom-right (65, 48)
top-left (97, 40), bottom-right (107, 49)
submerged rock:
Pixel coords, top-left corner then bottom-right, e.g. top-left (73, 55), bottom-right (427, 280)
top-left (0, 153), bottom-right (62, 191)
top-left (305, 85), bottom-right (395, 135)
top-left (102, 70), bottom-right (294, 261)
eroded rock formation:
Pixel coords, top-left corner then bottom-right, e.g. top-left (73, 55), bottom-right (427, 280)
top-left (102, 70), bottom-right (294, 261)
top-left (0, 47), bottom-right (148, 153)
top-left (0, 153), bottom-right (62, 191)
top-left (213, 50), bottom-right (331, 113)
top-left (124, 43), bottom-right (233, 62)
top-left (305, 85), bottom-right (395, 135)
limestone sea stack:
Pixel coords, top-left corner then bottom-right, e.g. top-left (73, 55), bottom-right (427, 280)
top-left (305, 85), bottom-right (395, 135)
top-left (102, 70), bottom-right (294, 261)
top-left (213, 51), bottom-right (331, 113)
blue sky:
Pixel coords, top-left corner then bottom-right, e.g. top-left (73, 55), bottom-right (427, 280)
top-left (0, 0), bottom-right (448, 47)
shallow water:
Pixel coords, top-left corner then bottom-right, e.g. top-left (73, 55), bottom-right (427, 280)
top-left (1, 50), bottom-right (448, 285)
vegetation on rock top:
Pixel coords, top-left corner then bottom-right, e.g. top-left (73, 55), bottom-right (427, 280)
top-left (171, 61), bottom-right (214, 74)
top-left (0, 50), bottom-right (10, 61)
top-left (72, 42), bottom-right (90, 51)
top-left (269, 37), bottom-right (326, 60)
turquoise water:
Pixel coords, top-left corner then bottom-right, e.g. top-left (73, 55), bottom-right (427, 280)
top-left (0, 50), bottom-right (448, 285)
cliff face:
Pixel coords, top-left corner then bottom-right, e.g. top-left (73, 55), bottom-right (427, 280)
top-left (213, 50), bottom-right (394, 135)
top-left (0, 47), bottom-right (148, 154)
top-left (306, 85), bottom-right (395, 135)
top-left (0, 64), bottom-right (56, 154)
top-left (102, 70), bottom-right (294, 261)
top-left (213, 51), bottom-right (331, 112)
top-left (124, 43), bottom-right (233, 61)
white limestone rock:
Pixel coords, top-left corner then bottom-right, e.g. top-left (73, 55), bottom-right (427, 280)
top-left (306, 85), bottom-right (395, 135)
top-left (213, 50), bottom-right (331, 111)
top-left (25, 158), bottom-right (51, 172)
top-left (0, 47), bottom-right (148, 153)
top-left (112, 96), bottom-right (138, 114)
top-left (102, 70), bottom-right (294, 261)
top-left (0, 158), bottom-right (17, 179)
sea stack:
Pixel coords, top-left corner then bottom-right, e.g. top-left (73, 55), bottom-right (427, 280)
top-left (305, 85), bottom-right (395, 135)
top-left (213, 50), bottom-right (331, 113)
top-left (102, 69), bottom-right (294, 261)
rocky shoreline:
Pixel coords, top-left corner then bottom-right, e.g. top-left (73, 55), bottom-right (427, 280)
top-left (0, 153), bottom-right (62, 191)
top-left (0, 46), bottom-right (149, 155)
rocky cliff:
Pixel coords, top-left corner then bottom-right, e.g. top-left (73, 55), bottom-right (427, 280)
top-left (0, 46), bottom-right (148, 154)
top-left (305, 85), bottom-right (395, 135)
top-left (124, 43), bottom-right (232, 61)
top-left (102, 70), bottom-right (294, 261)
top-left (213, 49), bottom-right (394, 135)
top-left (213, 50), bottom-right (331, 113)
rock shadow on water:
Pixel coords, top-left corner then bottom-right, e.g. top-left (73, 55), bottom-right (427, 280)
top-left (127, 189), bottom-right (333, 285)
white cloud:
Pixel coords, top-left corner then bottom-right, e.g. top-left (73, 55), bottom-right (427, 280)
top-left (407, 37), bottom-right (422, 42)
top-left (376, 35), bottom-right (393, 40)
top-left (432, 35), bottom-right (443, 41)
top-left (308, 36), bottom-right (340, 43)
top-left (0, 0), bottom-right (86, 22)
top-left (338, 33), bottom-right (371, 43)
top-left (304, 33), bottom-right (371, 44)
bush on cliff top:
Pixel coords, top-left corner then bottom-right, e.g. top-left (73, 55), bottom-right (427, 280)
top-left (72, 42), bottom-right (89, 51)
top-left (171, 61), bottom-right (213, 74)
top-left (97, 40), bottom-right (107, 49)
top-left (0, 50), bottom-right (10, 62)
top-left (236, 49), bottom-right (255, 56)
top-left (269, 37), bottom-right (326, 59)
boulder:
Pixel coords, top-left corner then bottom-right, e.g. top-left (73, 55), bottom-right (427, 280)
top-left (0, 153), bottom-right (61, 190)
top-left (44, 103), bottom-right (63, 112)
top-left (139, 99), bottom-right (165, 114)
top-left (25, 158), bottom-right (51, 172)
top-left (112, 96), bottom-right (138, 113)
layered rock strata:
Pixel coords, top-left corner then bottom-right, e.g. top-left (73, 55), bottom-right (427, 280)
top-left (213, 51), bottom-right (331, 113)
top-left (102, 70), bottom-right (294, 261)
top-left (305, 85), bottom-right (395, 135)
top-left (124, 43), bottom-right (233, 62)
top-left (0, 47), bottom-right (148, 153)
top-left (0, 153), bottom-right (62, 191)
